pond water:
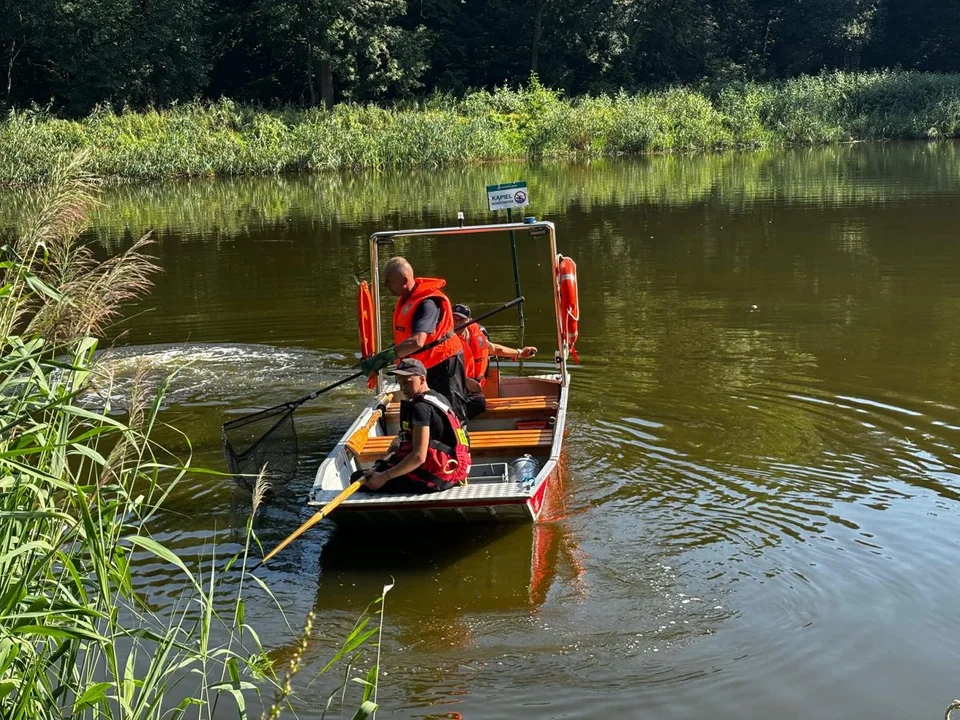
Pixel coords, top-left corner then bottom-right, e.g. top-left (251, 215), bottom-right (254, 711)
top-left (19, 143), bottom-right (960, 718)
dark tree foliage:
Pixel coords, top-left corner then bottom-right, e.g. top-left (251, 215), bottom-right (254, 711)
top-left (0, 0), bottom-right (956, 113)
top-left (1, 0), bottom-right (55, 105)
top-left (864, 0), bottom-right (960, 72)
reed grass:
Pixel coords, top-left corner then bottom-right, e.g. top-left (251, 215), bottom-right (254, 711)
top-left (2, 70), bottom-right (960, 185)
top-left (0, 155), bottom-right (386, 718)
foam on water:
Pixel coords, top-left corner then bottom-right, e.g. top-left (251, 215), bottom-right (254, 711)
top-left (89, 342), bottom-right (360, 410)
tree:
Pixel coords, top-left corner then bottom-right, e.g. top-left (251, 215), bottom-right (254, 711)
top-left (747, 0), bottom-right (880, 76)
top-left (0, 0), bottom-right (54, 105)
top-left (246, 0), bottom-right (427, 107)
top-left (3, 0), bottom-right (960, 112)
top-left (47, 0), bottom-right (208, 114)
top-left (546, 0), bottom-right (726, 91)
top-left (865, 0), bottom-right (960, 72)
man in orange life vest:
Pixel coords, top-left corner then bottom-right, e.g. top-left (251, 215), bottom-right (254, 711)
top-left (359, 358), bottom-right (471, 493)
top-left (452, 302), bottom-right (538, 419)
top-left (363, 256), bottom-right (469, 420)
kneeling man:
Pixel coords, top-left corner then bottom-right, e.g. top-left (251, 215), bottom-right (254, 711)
top-left (361, 359), bottom-right (471, 493)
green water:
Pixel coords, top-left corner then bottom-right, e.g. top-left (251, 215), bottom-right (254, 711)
top-left (15, 143), bottom-right (960, 718)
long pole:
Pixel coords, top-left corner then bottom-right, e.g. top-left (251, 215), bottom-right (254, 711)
top-left (507, 207), bottom-right (525, 331)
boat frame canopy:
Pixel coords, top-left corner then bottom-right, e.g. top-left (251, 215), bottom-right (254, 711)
top-left (367, 221), bottom-right (569, 393)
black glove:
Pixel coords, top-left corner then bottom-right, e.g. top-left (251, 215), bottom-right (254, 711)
top-left (352, 459), bottom-right (392, 485)
top-left (350, 468), bottom-right (371, 483)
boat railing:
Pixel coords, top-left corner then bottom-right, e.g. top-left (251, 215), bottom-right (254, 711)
top-left (366, 221), bottom-right (568, 394)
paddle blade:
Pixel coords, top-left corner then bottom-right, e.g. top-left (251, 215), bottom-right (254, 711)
top-left (222, 404), bottom-right (299, 491)
top-left (255, 480), bottom-right (364, 569)
top-left (345, 393), bottom-right (394, 458)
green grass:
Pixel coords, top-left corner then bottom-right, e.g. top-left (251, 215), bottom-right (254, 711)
top-left (3, 70), bottom-right (960, 185)
top-left (0, 155), bottom-right (388, 718)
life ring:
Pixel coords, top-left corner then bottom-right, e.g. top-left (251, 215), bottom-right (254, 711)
top-left (357, 281), bottom-right (378, 388)
top-left (557, 255), bottom-right (580, 363)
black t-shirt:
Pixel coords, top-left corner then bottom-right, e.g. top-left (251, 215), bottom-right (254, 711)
top-left (411, 297), bottom-right (441, 335)
top-left (400, 394), bottom-right (457, 449)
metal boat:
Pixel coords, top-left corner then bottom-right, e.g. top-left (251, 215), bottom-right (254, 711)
top-left (309, 220), bottom-right (577, 524)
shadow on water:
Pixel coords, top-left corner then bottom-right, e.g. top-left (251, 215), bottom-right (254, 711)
top-left (318, 525), bottom-right (539, 610)
top-left (307, 458), bottom-right (588, 609)
top-left (252, 471), bottom-right (585, 613)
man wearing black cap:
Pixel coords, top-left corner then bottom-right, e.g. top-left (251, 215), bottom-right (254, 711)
top-left (452, 303), bottom-right (490, 420)
top-left (360, 359), bottom-right (471, 493)
top-left (452, 303), bottom-right (539, 419)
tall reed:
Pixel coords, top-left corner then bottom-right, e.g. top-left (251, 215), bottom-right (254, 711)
top-left (0, 154), bottom-right (385, 718)
top-left (2, 70), bottom-right (960, 185)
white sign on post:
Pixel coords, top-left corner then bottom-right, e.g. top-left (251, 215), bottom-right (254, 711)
top-left (486, 181), bottom-right (530, 212)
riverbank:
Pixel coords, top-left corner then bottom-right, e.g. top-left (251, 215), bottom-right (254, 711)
top-left (2, 70), bottom-right (960, 185)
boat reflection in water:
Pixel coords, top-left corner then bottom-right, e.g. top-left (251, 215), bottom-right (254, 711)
top-left (264, 460), bottom-right (586, 718)
top-left (315, 465), bottom-right (585, 620)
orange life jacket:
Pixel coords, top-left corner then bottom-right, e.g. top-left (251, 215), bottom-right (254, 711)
top-left (461, 334), bottom-right (475, 379)
top-left (392, 278), bottom-right (462, 370)
top-left (460, 324), bottom-right (490, 385)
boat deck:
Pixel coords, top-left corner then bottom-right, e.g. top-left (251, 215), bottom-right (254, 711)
top-left (311, 462), bottom-right (537, 523)
top-left (312, 467), bottom-right (529, 506)
top-left (310, 373), bottom-right (568, 523)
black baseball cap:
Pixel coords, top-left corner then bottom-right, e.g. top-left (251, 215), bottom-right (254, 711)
top-left (453, 303), bottom-right (471, 318)
top-left (388, 358), bottom-right (427, 377)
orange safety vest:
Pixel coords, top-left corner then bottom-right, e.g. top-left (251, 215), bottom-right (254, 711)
top-left (460, 324), bottom-right (491, 384)
top-left (393, 278), bottom-right (462, 370)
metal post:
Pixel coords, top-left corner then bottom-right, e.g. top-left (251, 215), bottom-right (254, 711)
top-left (507, 208), bottom-right (525, 331)
top-left (369, 234), bottom-right (383, 394)
top-left (547, 224), bottom-right (568, 385)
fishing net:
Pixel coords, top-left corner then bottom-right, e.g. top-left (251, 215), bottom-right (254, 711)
top-left (221, 404), bottom-right (299, 492)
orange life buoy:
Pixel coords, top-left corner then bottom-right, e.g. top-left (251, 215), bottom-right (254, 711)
top-left (357, 281), bottom-right (378, 388)
top-left (557, 255), bottom-right (580, 363)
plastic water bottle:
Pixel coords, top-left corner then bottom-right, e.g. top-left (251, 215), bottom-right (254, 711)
top-left (509, 454), bottom-right (541, 490)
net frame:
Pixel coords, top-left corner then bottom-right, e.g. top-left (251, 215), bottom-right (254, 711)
top-left (222, 403), bottom-right (299, 491)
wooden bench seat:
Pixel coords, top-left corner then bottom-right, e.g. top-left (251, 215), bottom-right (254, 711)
top-left (355, 429), bottom-right (553, 462)
top-left (384, 395), bottom-right (557, 422)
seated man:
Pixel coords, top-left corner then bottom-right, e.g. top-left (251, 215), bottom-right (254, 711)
top-left (360, 359), bottom-right (471, 493)
top-left (452, 303), bottom-right (538, 420)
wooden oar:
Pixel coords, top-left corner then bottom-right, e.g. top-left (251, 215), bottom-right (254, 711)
top-left (254, 394), bottom-right (394, 570)
top-left (253, 479), bottom-right (365, 570)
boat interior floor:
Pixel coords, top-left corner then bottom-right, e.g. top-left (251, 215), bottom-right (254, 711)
top-left (358, 376), bottom-right (561, 467)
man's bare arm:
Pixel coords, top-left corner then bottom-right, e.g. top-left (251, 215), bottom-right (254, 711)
top-left (366, 425), bottom-right (429, 489)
